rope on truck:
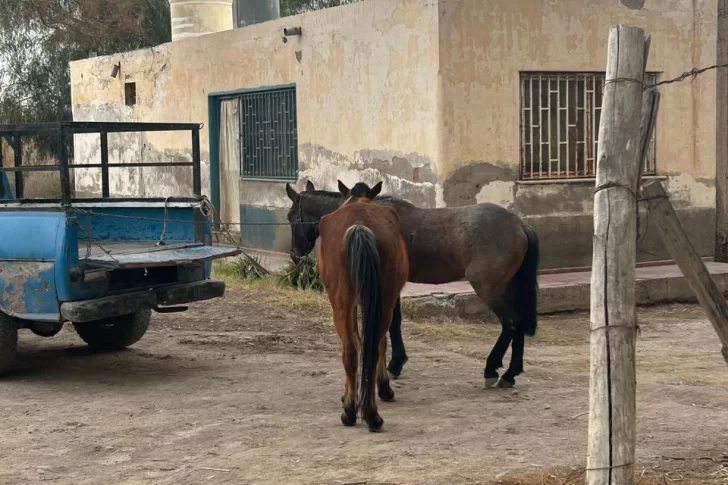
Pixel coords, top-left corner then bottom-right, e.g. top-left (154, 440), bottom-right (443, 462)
top-left (63, 196), bottom-right (311, 276)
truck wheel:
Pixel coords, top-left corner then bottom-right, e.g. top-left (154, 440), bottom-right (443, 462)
top-left (72, 309), bottom-right (151, 351)
top-left (30, 322), bottom-right (64, 338)
top-left (0, 312), bottom-right (18, 375)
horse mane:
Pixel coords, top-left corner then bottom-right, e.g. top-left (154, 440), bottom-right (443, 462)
top-left (306, 189), bottom-right (342, 200)
top-left (303, 189), bottom-right (415, 209)
top-left (300, 190), bottom-right (345, 215)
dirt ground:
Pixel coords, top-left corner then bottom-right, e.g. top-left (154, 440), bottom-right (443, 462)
top-left (0, 279), bottom-right (727, 485)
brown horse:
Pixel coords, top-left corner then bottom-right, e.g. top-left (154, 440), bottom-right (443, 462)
top-left (316, 180), bottom-right (409, 432)
top-left (285, 180), bottom-right (539, 389)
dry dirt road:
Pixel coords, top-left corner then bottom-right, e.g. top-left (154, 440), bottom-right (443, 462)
top-left (0, 280), bottom-right (726, 485)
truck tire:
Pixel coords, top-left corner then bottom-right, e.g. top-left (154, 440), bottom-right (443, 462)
top-left (0, 312), bottom-right (18, 375)
top-left (30, 322), bottom-right (64, 338)
top-left (73, 309), bottom-right (151, 351)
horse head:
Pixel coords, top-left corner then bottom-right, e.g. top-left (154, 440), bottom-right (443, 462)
top-left (285, 181), bottom-right (321, 262)
top-left (338, 180), bottom-right (383, 203)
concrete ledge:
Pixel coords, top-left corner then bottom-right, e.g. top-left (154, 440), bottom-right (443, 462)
top-left (224, 248), bottom-right (728, 321)
top-left (402, 262), bottom-right (728, 320)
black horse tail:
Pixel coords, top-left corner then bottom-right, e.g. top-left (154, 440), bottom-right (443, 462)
top-left (344, 225), bottom-right (382, 417)
top-left (512, 223), bottom-right (540, 336)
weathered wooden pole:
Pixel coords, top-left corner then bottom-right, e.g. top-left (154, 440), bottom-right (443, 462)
top-left (587, 25), bottom-right (647, 485)
top-left (715, 0), bottom-right (728, 262)
top-left (641, 179), bottom-right (728, 364)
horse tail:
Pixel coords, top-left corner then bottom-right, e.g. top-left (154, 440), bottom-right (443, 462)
top-left (512, 223), bottom-right (540, 336)
top-left (344, 225), bottom-right (382, 417)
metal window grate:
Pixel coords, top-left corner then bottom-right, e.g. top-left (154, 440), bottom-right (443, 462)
top-left (239, 87), bottom-right (298, 180)
top-left (519, 72), bottom-right (657, 180)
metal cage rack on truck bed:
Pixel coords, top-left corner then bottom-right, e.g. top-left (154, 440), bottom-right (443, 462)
top-left (0, 121), bottom-right (203, 205)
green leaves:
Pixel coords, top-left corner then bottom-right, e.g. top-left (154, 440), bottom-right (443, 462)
top-left (278, 255), bottom-right (324, 293)
top-left (230, 255), bottom-right (268, 281)
top-left (215, 254), bottom-right (324, 293)
top-left (0, 0), bottom-right (171, 158)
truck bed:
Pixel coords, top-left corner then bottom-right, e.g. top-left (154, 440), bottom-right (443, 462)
top-left (79, 241), bottom-right (236, 269)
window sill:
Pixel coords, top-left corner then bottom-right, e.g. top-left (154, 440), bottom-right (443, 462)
top-left (241, 177), bottom-right (298, 184)
top-left (516, 175), bottom-right (667, 186)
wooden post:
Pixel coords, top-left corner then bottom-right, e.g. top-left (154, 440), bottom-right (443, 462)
top-left (715, 0), bottom-right (728, 262)
top-left (641, 179), bottom-right (728, 364)
top-left (636, 87), bottom-right (659, 189)
top-left (587, 25), bottom-right (647, 485)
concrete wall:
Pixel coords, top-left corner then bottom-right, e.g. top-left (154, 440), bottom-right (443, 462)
top-left (70, 0), bottom-right (719, 269)
top-left (436, 0), bottom-right (717, 268)
top-left (70, 0), bottom-right (441, 248)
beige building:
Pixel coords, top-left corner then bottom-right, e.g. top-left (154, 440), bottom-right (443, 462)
top-left (69, 0), bottom-right (719, 269)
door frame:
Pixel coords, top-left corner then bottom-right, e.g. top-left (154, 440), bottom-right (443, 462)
top-left (207, 83), bottom-right (297, 215)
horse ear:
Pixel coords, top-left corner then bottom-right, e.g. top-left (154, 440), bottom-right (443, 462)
top-left (285, 183), bottom-right (300, 202)
top-left (337, 180), bottom-right (350, 197)
top-left (369, 181), bottom-right (383, 200)
top-left (305, 180), bottom-right (315, 192)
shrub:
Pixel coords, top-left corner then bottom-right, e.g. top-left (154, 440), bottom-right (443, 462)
top-left (228, 255), bottom-right (267, 280)
top-left (278, 255), bottom-right (324, 292)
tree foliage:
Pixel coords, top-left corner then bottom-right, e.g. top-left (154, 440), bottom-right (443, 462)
top-left (0, 0), bottom-right (360, 145)
top-left (0, 0), bottom-right (360, 128)
top-left (0, 0), bottom-right (170, 138)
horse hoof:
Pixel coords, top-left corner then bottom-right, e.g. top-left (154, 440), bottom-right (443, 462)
top-left (366, 413), bottom-right (384, 432)
top-left (378, 387), bottom-right (395, 402)
top-left (497, 378), bottom-right (515, 388)
top-left (387, 358), bottom-right (409, 379)
top-left (484, 377), bottom-right (499, 388)
top-left (341, 410), bottom-right (357, 427)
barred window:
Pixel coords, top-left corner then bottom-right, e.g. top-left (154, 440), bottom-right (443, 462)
top-left (519, 72), bottom-right (656, 180)
top-left (239, 86), bottom-right (299, 180)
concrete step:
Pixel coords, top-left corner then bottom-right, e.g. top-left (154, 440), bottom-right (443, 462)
top-left (232, 247), bottom-right (728, 319)
top-left (403, 262), bottom-right (728, 320)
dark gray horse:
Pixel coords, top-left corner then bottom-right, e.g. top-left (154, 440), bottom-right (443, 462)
top-left (285, 180), bottom-right (540, 388)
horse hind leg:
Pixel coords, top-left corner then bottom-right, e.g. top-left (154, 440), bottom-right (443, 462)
top-left (360, 305), bottom-right (396, 431)
top-left (485, 322), bottom-right (515, 388)
top-left (361, 363), bottom-right (383, 432)
top-left (387, 298), bottom-right (408, 379)
top-left (498, 283), bottom-right (535, 387)
top-left (341, 338), bottom-right (359, 426)
top-left (498, 223), bottom-right (539, 388)
top-left (469, 281), bottom-right (514, 388)
top-left (499, 326), bottom-right (525, 388)
top-left (497, 233), bottom-right (539, 388)
top-left (377, 336), bottom-right (395, 402)
top-left (337, 305), bottom-right (359, 426)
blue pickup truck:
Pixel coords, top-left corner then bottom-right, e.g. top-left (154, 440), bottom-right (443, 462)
top-left (0, 121), bottom-right (240, 374)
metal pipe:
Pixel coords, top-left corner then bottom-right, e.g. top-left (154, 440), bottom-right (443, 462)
top-left (58, 127), bottom-right (71, 206)
top-left (12, 136), bottom-right (23, 199)
top-left (100, 132), bottom-right (109, 198)
top-left (192, 128), bottom-right (202, 196)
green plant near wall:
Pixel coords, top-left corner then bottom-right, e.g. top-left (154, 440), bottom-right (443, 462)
top-left (278, 255), bottom-right (324, 292)
top-left (218, 255), bottom-right (268, 280)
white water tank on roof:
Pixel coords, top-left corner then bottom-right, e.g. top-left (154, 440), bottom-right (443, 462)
top-left (169, 0), bottom-right (234, 41)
